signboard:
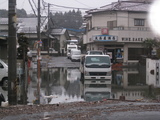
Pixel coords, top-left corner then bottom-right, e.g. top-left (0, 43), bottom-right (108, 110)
top-left (101, 28), bottom-right (108, 35)
top-left (93, 35), bottom-right (117, 42)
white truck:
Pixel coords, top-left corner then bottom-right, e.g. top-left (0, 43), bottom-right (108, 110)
top-left (0, 59), bottom-right (8, 88)
top-left (80, 55), bottom-right (112, 80)
top-left (67, 43), bottom-right (78, 59)
top-left (83, 79), bottom-right (112, 101)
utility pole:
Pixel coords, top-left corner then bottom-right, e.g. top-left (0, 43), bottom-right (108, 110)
top-left (8, 0), bottom-right (17, 105)
top-left (48, 3), bottom-right (50, 54)
top-left (37, 0), bottom-right (41, 104)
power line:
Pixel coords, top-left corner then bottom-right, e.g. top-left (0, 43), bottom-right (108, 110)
top-left (31, 0), bottom-right (37, 9)
top-left (74, 0), bottom-right (92, 8)
top-left (28, 0), bottom-right (37, 16)
top-left (48, 3), bottom-right (91, 10)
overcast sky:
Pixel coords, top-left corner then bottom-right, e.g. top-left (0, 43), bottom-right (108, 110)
top-left (0, 0), bottom-right (118, 14)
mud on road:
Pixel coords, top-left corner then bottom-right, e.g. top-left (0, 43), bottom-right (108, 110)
top-left (1, 100), bottom-right (160, 120)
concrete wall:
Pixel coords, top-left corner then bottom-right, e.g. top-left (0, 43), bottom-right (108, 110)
top-left (146, 58), bottom-right (160, 88)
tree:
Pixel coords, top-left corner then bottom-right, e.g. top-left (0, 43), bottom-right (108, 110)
top-left (142, 38), bottom-right (159, 56)
top-left (17, 33), bottom-right (29, 60)
top-left (17, 9), bottom-right (27, 18)
top-left (50, 9), bottom-right (83, 29)
top-left (0, 9), bottom-right (27, 18)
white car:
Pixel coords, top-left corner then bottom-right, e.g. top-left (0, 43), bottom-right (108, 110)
top-left (0, 60), bottom-right (8, 88)
top-left (70, 49), bottom-right (81, 62)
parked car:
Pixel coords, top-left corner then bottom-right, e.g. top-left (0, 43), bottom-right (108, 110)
top-left (87, 50), bottom-right (104, 55)
top-left (0, 59), bottom-right (8, 88)
top-left (70, 49), bottom-right (81, 62)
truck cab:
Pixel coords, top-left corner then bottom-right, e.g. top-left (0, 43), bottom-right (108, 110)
top-left (80, 55), bottom-right (112, 80)
top-left (67, 43), bottom-right (78, 59)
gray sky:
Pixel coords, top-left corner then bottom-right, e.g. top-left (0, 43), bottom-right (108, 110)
top-left (0, 0), bottom-right (118, 14)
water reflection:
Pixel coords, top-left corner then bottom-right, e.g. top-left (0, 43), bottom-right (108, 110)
top-left (1, 65), bottom-right (160, 105)
top-left (83, 80), bottom-right (112, 101)
top-left (112, 67), bottom-right (147, 100)
top-left (27, 68), bottom-right (84, 104)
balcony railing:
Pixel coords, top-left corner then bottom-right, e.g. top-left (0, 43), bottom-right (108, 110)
top-left (88, 26), bottom-right (151, 31)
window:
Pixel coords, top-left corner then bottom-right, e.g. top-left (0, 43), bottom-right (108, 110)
top-left (134, 19), bottom-right (145, 26)
top-left (128, 48), bottom-right (148, 60)
top-left (107, 20), bottom-right (117, 29)
top-left (0, 63), bottom-right (4, 68)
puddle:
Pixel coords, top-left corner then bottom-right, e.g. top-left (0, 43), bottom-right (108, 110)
top-left (1, 66), bottom-right (160, 105)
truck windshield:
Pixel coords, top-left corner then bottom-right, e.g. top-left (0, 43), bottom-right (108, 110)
top-left (86, 56), bottom-right (110, 64)
top-left (85, 56), bottom-right (110, 68)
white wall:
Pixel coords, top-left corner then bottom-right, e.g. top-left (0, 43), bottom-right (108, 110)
top-left (146, 58), bottom-right (160, 88)
top-left (92, 12), bottom-right (117, 27)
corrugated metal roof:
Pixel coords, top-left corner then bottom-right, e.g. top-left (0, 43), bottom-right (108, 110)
top-left (0, 17), bottom-right (48, 34)
top-left (0, 18), bottom-right (8, 24)
top-left (50, 29), bottom-right (67, 35)
top-left (17, 17), bottom-right (48, 33)
top-left (88, 1), bottom-right (151, 13)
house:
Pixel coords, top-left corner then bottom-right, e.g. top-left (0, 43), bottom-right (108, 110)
top-left (0, 17), bottom-right (70, 60)
top-left (0, 18), bottom-right (8, 61)
top-left (16, 17), bottom-right (48, 51)
top-left (83, 0), bottom-right (157, 65)
top-left (0, 17), bottom-right (48, 60)
top-left (49, 29), bottom-right (70, 56)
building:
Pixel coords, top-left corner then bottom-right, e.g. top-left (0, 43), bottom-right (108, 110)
top-left (0, 18), bottom-right (70, 60)
top-left (49, 29), bottom-right (70, 56)
top-left (83, 0), bottom-right (157, 65)
top-left (0, 17), bottom-right (48, 61)
top-left (0, 18), bottom-right (8, 61)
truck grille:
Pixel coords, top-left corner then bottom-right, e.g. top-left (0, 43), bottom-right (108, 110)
top-left (89, 72), bottom-right (107, 76)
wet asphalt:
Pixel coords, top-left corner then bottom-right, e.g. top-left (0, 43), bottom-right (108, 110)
top-left (48, 56), bottom-right (80, 68)
top-left (1, 56), bottom-right (160, 120)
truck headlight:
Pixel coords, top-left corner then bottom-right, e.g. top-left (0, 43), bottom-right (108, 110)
top-left (84, 71), bottom-right (90, 76)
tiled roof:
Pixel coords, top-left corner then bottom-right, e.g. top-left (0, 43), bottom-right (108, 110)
top-left (87, 1), bottom-right (151, 13)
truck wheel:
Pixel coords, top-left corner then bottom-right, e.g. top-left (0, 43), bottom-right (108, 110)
top-left (2, 78), bottom-right (8, 88)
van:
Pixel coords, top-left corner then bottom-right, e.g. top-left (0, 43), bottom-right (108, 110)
top-left (67, 43), bottom-right (78, 59)
top-left (70, 49), bottom-right (81, 62)
top-left (0, 59), bottom-right (8, 88)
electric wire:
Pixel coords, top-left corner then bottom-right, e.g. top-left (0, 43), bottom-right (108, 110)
top-left (48, 3), bottom-right (91, 10)
top-left (74, 0), bottom-right (92, 8)
top-left (31, 0), bottom-right (37, 9)
top-left (28, 0), bottom-right (37, 17)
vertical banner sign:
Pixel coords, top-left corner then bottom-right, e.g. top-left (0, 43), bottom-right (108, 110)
top-left (156, 62), bottom-right (159, 84)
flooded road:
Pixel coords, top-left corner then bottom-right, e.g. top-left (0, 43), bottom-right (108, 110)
top-left (1, 57), bottom-right (160, 105)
